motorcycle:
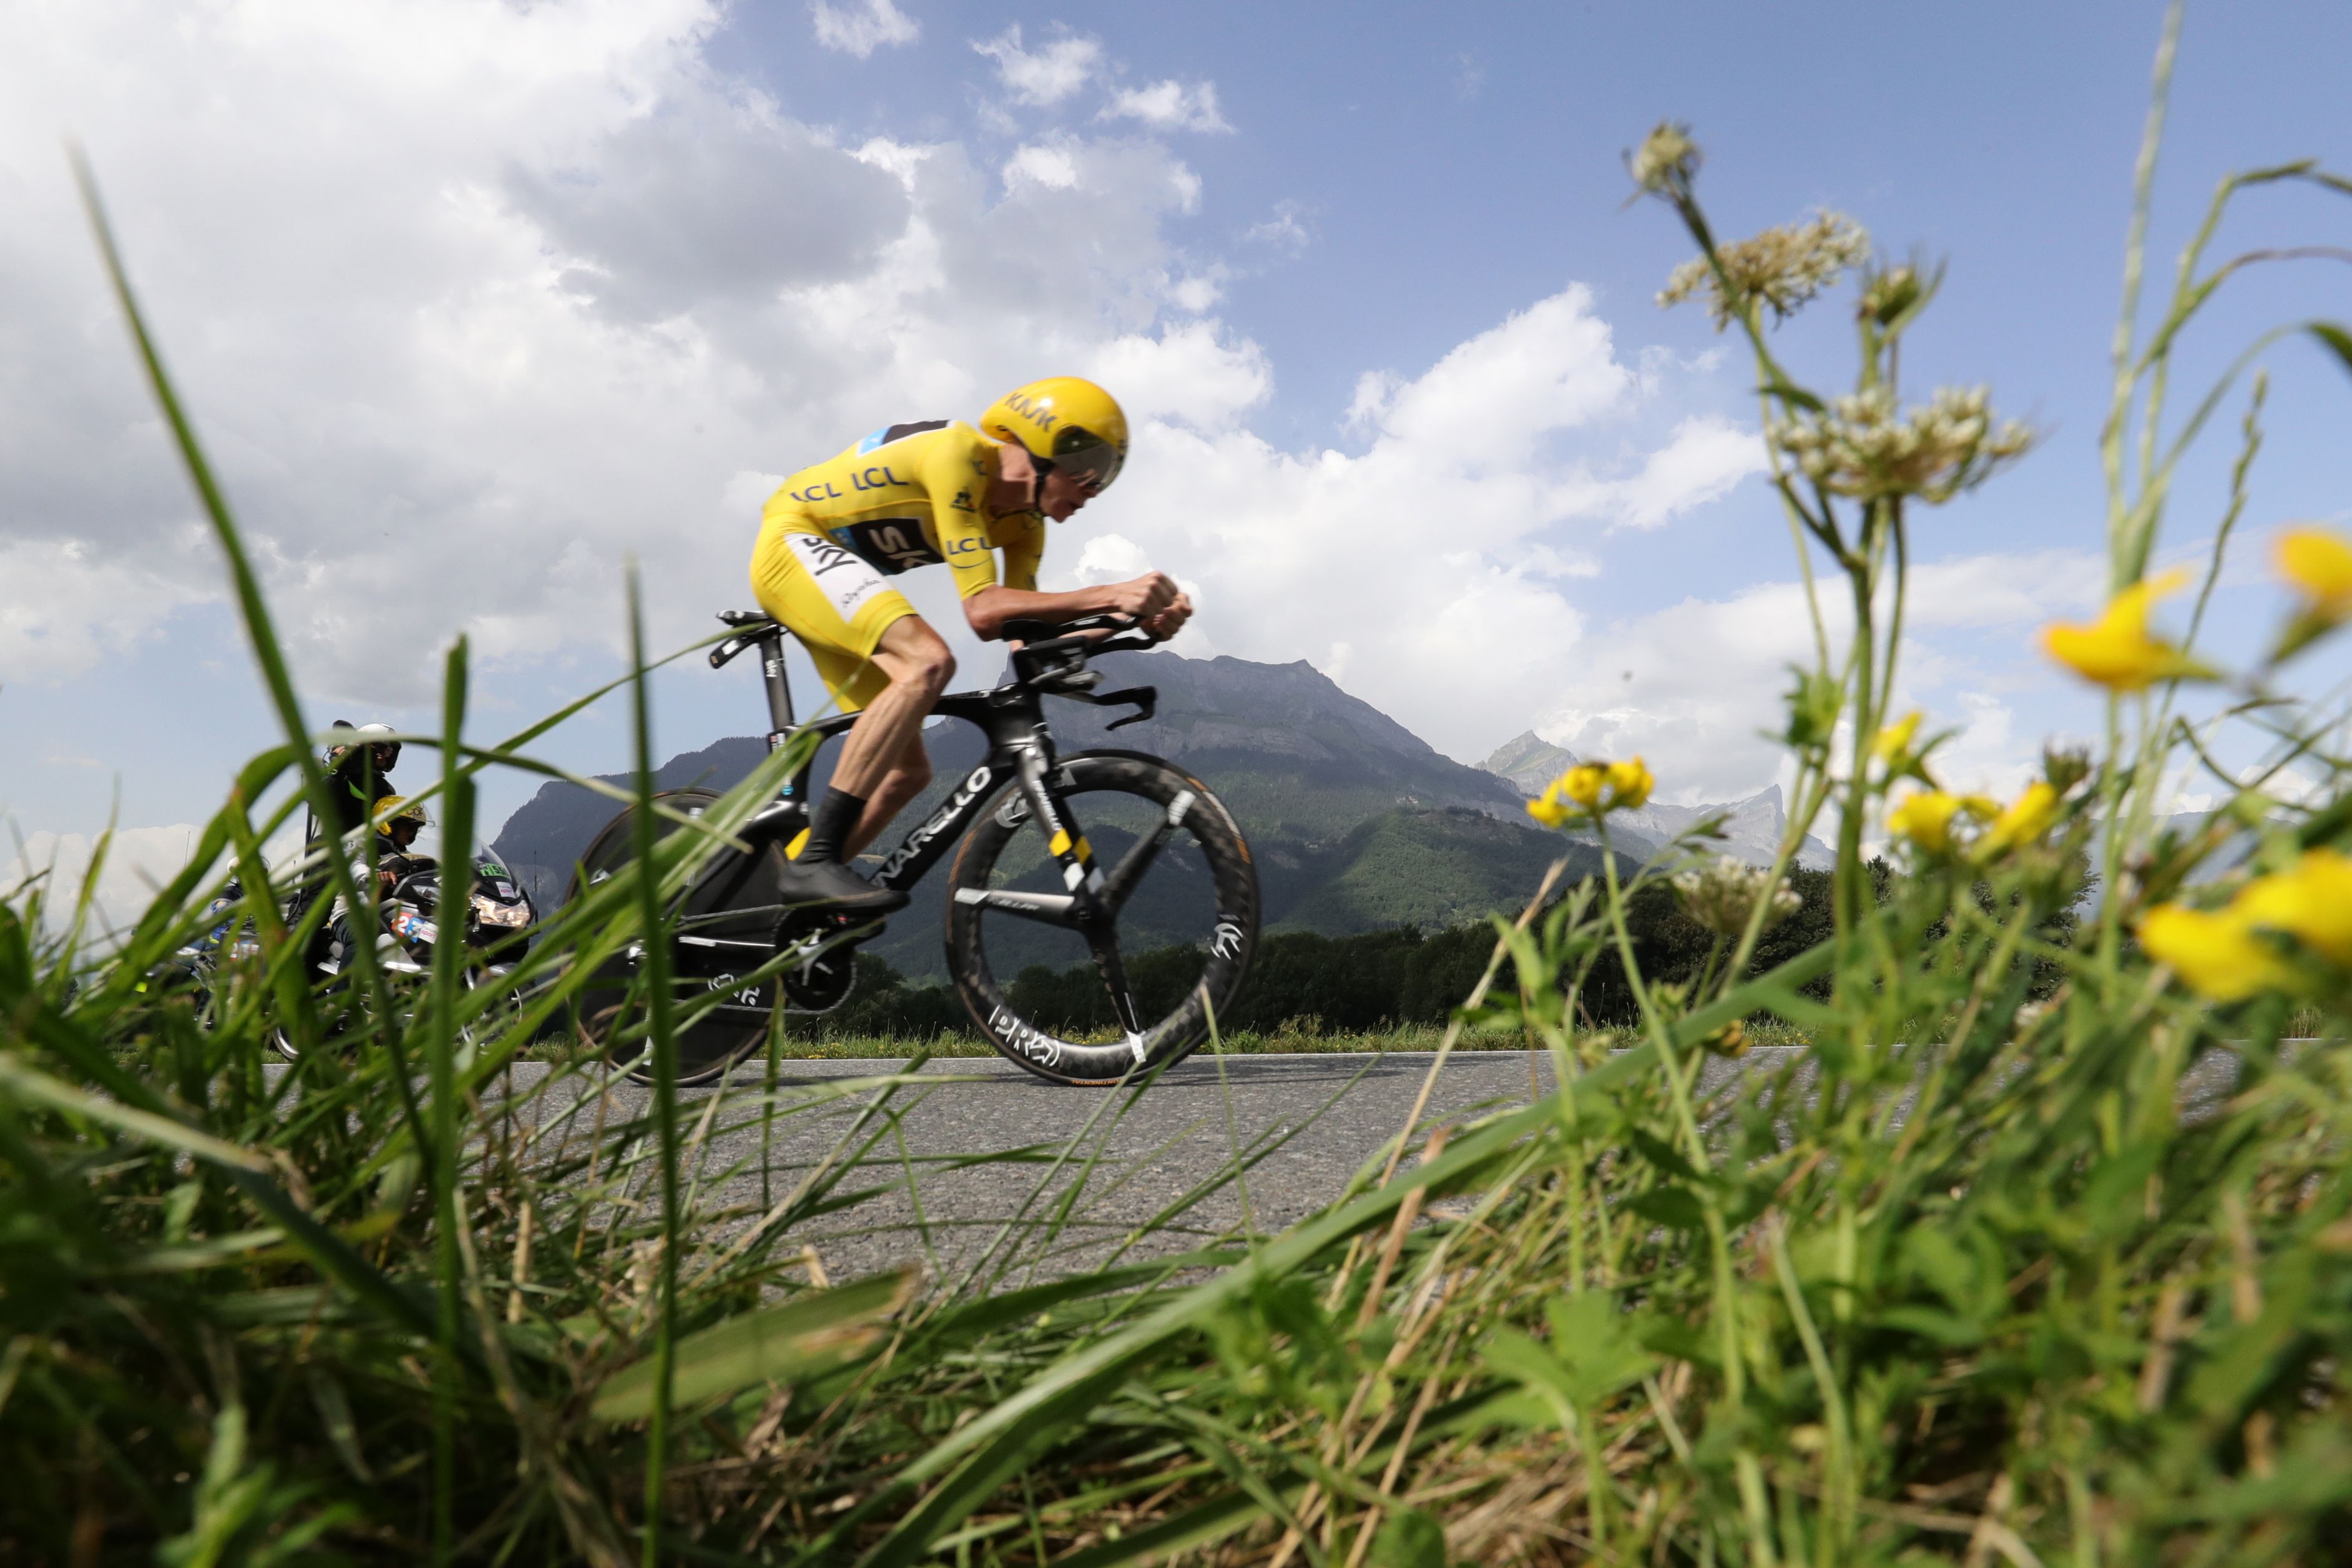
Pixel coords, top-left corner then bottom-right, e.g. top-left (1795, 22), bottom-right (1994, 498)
top-left (267, 846), bottom-right (539, 1059)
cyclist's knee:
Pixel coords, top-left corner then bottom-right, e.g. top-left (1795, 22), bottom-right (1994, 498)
top-left (878, 618), bottom-right (955, 699)
top-left (898, 645), bottom-right (954, 700)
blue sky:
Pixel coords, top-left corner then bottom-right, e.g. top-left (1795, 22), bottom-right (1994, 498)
top-left (2, 0), bottom-right (2346, 922)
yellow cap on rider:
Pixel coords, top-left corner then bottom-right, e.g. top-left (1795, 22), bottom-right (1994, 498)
top-left (980, 377), bottom-right (1128, 492)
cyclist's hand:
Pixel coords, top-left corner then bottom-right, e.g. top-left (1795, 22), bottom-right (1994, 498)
top-left (1108, 571), bottom-right (1180, 622)
top-left (1141, 588), bottom-right (1192, 641)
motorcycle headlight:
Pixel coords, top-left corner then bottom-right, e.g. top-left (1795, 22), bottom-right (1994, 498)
top-left (471, 893), bottom-right (531, 929)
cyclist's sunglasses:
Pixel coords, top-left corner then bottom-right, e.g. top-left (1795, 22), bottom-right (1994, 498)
top-left (1047, 427), bottom-right (1124, 491)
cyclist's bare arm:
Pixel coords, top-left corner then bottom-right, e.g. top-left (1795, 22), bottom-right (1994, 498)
top-left (963, 573), bottom-right (1190, 642)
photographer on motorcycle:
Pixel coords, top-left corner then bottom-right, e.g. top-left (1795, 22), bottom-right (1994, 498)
top-left (289, 720), bottom-right (404, 971)
top-left (372, 796), bottom-right (433, 889)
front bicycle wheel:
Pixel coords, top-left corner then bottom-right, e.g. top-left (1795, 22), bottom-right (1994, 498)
top-left (946, 750), bottom-right (1258, 1085)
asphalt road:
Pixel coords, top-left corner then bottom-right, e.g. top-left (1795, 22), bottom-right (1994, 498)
top-left (491, 1047), bottom-right (1806, 1286)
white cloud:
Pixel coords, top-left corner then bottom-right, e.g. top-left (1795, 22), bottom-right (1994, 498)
top-left (6, 824), bottom-right (205, 936)
top-left (0, 536), bottom-right (214, 682)
top-left (1002, 142), bottom-right (1081, 192)
top-left (1597, 416), bottom-right (1767, 529)
top-left (1245, 200), bottom-right (1311, 253)
top-left (0, 1), bottom-right (1874, 847)
top-left (971, 24), bottom-right (1101, 106)
top-left (1043, 287), bottom-right (1777, 765)
top-left (0, 1), bottom-right (1210, 721)
top-left (1102, 79), bottom-right (1230, 134)
top-left (810, 0), bottom-right (919, 57)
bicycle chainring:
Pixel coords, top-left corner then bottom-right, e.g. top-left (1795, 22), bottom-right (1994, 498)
top-left (775, 913), bottom-right (865, 1013)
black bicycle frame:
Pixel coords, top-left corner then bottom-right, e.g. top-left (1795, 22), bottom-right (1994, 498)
top-left (710, 614), bottom-right (1145, 914)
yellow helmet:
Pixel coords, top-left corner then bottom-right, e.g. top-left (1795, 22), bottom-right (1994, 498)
top-left (980, 376), bottom-right (1129, 492)
top-left (375, 796), bottom-right (428, 829)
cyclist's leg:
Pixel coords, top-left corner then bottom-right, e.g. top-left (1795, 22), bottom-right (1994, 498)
top-left (835, 617), bottom-right (953, 856)
top-left (749, 526), bottom-right (927, 904)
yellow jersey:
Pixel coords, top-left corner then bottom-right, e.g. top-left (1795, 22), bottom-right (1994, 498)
top-left (760, 419), bottom-right (1045, 600)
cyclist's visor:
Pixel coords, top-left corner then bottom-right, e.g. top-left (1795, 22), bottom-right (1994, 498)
top-left (1049, 426), bottom-right (1124, 491)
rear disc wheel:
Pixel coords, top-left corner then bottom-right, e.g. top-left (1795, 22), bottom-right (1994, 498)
top-left (568, 788), bottom-right (779, 1086)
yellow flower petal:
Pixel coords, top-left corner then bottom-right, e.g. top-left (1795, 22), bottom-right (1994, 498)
top-left (2139, 903), bottom-right (2299, 1002)
top-left (1872, 710), bottom-right (1923, 763)
top-left (1887, 790), bottom-right (1963, 856)
top-left (1561, 764), bottom-right (1607, 810)
top-left (1526, 793), bottom-right (1571, 828)
top-left (2277, 527), bottom-right (2352, 612)
top-left (2235, 848), bottom-right (2352, 966)
top-left (2042, 569), bottom-right (2210, 691)
top-left (1978, 782), bottom-right (2060, 858)
top-left (1604, 757), bottom-right (1655, 812)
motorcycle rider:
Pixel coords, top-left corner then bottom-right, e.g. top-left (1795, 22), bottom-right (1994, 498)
top-left (290, 720), bottom-right (403, 968)
top-left (748, 378), bottom-right (1191, 911)
top-left (316, 721), bottom-right (402, 839)
top-left (372, 796), bottom-right (433, 884)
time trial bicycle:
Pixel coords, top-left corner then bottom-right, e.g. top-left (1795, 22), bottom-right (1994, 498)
top-left (568, 610), bottom-right (1260, 1086)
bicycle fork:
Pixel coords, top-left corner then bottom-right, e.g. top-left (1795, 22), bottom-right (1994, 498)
top-left (1011, 745), bottom-right (1149, 1059)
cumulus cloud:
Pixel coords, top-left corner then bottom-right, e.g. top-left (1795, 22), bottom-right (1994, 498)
top-left (1043, 287), bottom-right (1780, 763)
top-left (1594, 416), bottom-right (1766, 529)
top-left (971, 24), bottom-right (1101, 106)
top-left (0, 536), bottom-right (213, 679)
top-left (1102, 80), bottom-right (1230, 134)
top-left (810, 0), bottom-right (919, 57)
top-left (0, 0), bottom-right (1211, 715)
top-left (1, 0), bottom-right (1900, 868)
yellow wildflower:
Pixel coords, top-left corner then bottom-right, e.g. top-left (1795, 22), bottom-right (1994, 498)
top-left (2277, 527), bottom-right (2352, 615)
top-left (2138, 903), bottom-right (2300, 1002)
top-left (2270, 526), bottom-right (2352, 661)
top-left (2236, 848), bottom-right (2352, 966)
top-left (1886, 790), bottom-right (1966, 856)
top-left (2042, 570), bottom-right (2213, 691)
top-left (1872, 710), bottom-right (1922, 765)
top-left (1977, 782), bottom-right (2061, 860)
top-left (1603, 757), bottom-right (1655, 811)
top-left (1526, 757), bottom-right (1654, 827)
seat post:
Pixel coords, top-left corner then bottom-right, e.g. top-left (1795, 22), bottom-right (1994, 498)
top-left (758, 628), bottom-right (797, 747)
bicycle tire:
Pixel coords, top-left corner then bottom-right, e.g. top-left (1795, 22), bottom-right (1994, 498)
top-left (945, 749), bottom-right (1258, 1085)
top-left (569, 788), bottom-right (777, 1086)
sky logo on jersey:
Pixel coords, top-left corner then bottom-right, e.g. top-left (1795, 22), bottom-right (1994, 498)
top-left (856, 427), bottom-right (891, 454)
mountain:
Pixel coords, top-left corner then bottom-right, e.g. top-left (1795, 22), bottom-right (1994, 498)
top-left (1481, 731), bottom-right (1579, 796)
top-left (489, 650), bottom-right (1587, 979)
top-left (1478, 731), bottom-right (1833, 870)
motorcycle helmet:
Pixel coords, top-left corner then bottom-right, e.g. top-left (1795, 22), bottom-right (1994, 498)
top-left (356, 722), bottom-right (401, 770)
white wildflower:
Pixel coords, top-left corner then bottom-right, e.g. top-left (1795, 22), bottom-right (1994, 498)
top-left (1672, 856), bottom-right (1804, 939)
top-left (1629, 121), bottom-right (1701, 194)
top-left (1769, 385), bottom-right (2034, 504)
top-left (1659, 210), bottom-right (1871, 327)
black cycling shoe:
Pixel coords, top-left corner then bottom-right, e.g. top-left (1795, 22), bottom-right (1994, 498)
top-left (777, 857), bottom-right (909, 914)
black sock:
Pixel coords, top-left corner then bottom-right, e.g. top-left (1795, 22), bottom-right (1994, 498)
top-left (798, 786), bottom-right (868, 866)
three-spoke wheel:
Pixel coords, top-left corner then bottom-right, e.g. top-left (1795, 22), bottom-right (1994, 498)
top-left (948, 750), bottom-right (1257, 1085)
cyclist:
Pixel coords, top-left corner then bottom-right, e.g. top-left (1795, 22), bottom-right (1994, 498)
top-left (750, 376), bottom-right (1190, 911)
